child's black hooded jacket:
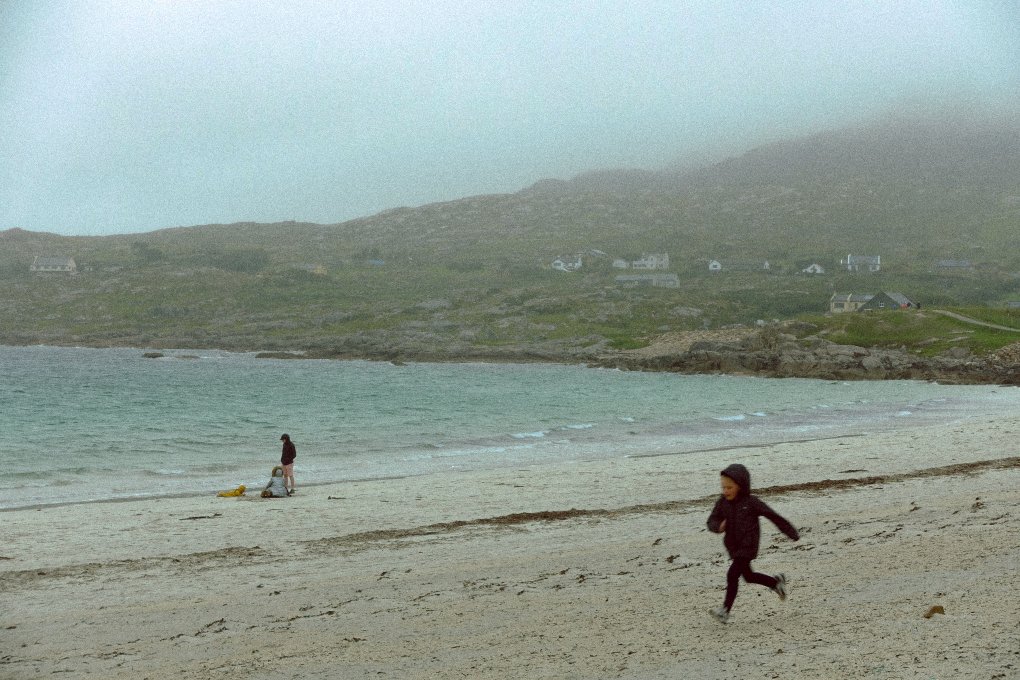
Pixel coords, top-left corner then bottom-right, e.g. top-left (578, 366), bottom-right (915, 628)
top-left (707, 463), bottom-right (799, 560)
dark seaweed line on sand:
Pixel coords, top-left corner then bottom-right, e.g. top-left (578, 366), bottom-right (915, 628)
top-left (2, 456), bottom-right (1016, 588)
top-left (315, 456), bottom-right (1020, 548)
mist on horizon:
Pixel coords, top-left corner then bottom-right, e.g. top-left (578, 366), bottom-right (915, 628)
top-left (1, 1), bottom-right (1017, 236)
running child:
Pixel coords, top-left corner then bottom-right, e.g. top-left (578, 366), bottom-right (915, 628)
top-left (706, 463), bottom-right (800, 623)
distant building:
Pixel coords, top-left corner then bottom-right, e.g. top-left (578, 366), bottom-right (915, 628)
top-left (614, 253), bottom-right (670, 270)
top-left (615, 273), bottom-right (679, 288)
top-left (631, 253), bottom-right (670, 270)
top-left (708, 260), bottom-right (722, 272)
top-left (802, 263), bottom-right (826, 274)
top-left (830, 291), bottom-right (914, 313)
top-left (721, 260), bottom-right (771, 272)
top-left (843, 254), bottom-right (881, 273)
top-left (829, 293), bottom-right (872, 313)
top-left (934, 259), bottom-right (973, 271)
top-left (551, 255), bottom-right (583, 272)
top-left (30, 256), bottom-right (77, 274)
top-left (860, 291), bottom-right (914, 311)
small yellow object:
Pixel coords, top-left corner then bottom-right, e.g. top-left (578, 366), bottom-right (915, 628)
top-left (217, 484), bottom-right (246, 497)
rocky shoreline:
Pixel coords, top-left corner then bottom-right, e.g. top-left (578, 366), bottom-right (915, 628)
top-left (270, 327), bottom-right (1020, 385)
top-left (297, 324), bottom-right (1020, 385)
top-left (593, 326), bottom-right (1020, 386)
top-left (11, 325), bottom-right (1020, 385)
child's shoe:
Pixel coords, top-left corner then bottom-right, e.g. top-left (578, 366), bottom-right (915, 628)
top-left (709, 606), bottom-right (730, 624)
top-left (774, 573), bottom-right (788, 601)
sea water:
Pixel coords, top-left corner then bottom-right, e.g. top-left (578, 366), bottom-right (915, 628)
top-left (1, 344), bottom-right (1017, 510)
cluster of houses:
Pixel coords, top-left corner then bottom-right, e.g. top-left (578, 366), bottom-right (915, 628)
top-left (549, 250), bottom-right (674, 273)
top-left (547, 251), bottom-right (892, 292)
top-left (547, 250), bottom-right (932, 311)
top-left (550, 252), bottom-right (888, 276)
top-left (31, 249), bottom-right (1008, 314)
top-left (610, 253), bottom-right (678, 287)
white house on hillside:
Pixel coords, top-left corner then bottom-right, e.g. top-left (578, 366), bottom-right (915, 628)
top-left (802, 263), bottom-right (825, 274)
top-left (30, 256), bottom-right (77, 274)
top-left (631, 253), bottom-right (669, 270)
top-left (551, 255), bottom-right (583, 272)
top-left (844, 254), bottom-right (881, 272)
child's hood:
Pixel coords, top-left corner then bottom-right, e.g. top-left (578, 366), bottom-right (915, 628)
top-left (721, 463), bottom-right (751, 496)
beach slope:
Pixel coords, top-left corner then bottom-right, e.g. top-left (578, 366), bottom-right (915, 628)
top-left (2, 418), bottom-right (1019, 679)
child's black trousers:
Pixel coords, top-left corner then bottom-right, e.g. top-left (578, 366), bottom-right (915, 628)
top-left (725, 558), bottom-right (778, 610)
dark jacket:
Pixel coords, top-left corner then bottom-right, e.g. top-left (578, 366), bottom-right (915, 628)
top-left (707, 463), bottom-right (799, 560)
top-left (281, 440), bottom-right (297, 466)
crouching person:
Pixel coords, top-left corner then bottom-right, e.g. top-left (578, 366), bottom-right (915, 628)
top-left (262, 465), bottom-right (289, 498)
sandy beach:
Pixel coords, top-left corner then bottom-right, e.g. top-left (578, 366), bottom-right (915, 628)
top-left (3, 415), bottom-right (1019, 679)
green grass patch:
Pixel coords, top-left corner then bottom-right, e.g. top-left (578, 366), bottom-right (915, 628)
top-left (797, 308), bottom-right (1020, 357)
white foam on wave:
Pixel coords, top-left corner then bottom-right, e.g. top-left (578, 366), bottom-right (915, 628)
top-left (714, 414), bottom-right (746, 422)
top-left (513, 431), bottom-right (547, 439)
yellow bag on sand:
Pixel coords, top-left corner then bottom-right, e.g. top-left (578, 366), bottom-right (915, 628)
top-left (217, 484), bottom-right (246, 497)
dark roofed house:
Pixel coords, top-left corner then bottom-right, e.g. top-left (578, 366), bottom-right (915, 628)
top-left (830, 291), bottom-right (914, 313)
top-left (30, 256), bottom-right (77, 274)
top-left (860, 291), bottom-right (914, 311)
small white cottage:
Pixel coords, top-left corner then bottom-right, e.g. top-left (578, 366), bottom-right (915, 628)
top-left (30, 256), bottom-right (77, 274)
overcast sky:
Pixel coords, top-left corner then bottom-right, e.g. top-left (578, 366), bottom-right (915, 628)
top-left (1, 1), bottom-right (1017, 236)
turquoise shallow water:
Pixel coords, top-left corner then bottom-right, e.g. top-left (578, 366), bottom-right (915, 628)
top-left (1, 345), bottom-right (1017, 509)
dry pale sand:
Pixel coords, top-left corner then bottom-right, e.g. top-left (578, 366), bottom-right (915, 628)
top-left (2, 415), bottom-right (1019, 679)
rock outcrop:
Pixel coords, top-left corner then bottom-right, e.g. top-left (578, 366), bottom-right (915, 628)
top-left (595, 329), bottom-right (1020, 385)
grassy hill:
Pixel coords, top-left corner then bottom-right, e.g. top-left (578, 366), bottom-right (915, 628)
top-left (2, 114), bottom-right (1019, 356)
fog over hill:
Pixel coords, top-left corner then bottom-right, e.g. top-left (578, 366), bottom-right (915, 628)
top-left (2, 114), bottom-right (1019, 356)
top-left (335, 113), bottom-right (1020, 270)
top-left (3, 113), bottom-right (1019, 269)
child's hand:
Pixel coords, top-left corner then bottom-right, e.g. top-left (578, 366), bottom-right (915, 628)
top-left (719, 520), bottom-right (726, 532)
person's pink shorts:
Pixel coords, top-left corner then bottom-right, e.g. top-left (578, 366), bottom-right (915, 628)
top-left (282, 463), bottom-right (294, 476)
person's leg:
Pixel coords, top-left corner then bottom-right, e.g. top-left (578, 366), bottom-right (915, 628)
top-left (740, 561), bottom-right (778, 590)
top-left (723, 559), bottom-right (747, 611)
top-left (283, 463), bottom-right (295, 491)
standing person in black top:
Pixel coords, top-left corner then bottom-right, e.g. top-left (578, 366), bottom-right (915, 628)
top-left (280, 433), bottom-right (297, 495)
top-left (706, 463), bottom-right (800, 623)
